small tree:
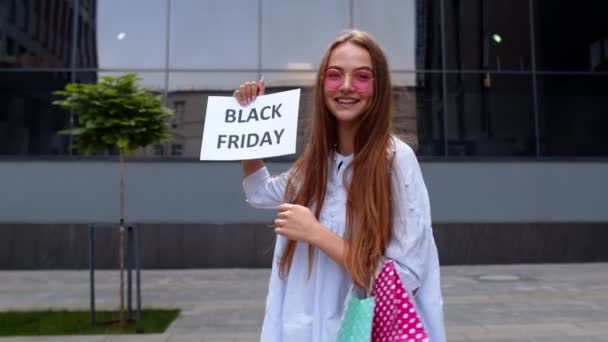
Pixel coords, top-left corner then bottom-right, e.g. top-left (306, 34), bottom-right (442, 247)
top-left (54, 73), bottom-right (173, 326)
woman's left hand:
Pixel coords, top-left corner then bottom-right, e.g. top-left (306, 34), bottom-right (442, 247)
top-left (273, 203), bottom-right (323, 244)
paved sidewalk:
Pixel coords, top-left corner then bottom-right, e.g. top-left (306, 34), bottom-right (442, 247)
top-left (1, 263), bottom-right (607, 341)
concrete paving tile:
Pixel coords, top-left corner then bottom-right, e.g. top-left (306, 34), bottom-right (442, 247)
top-left (0, 337), bottom-right (107, 342)
top-left (103, 335), bottom-right (166, 342)
top-left (1, 264), bottom-right (608, 341)
top-left (166, 334), bottom-right (203, 342)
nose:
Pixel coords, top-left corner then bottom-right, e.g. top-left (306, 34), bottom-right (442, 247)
top-left (339, 74), bottom-right (354, 91)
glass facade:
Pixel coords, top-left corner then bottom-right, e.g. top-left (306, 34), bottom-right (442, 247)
top-left (1, 0), bottom-right (606, 158)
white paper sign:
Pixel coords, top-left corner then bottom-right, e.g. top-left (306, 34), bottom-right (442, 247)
top-left (200, 89), bottom-right (300, 160)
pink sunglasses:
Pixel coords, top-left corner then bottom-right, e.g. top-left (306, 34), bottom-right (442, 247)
top-left (323, 68), bottom-right (374, 92)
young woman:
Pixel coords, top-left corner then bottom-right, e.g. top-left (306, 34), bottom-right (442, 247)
top-left (235, 30), bottom-right (445, 342)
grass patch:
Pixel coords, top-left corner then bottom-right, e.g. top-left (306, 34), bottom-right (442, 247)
top-left (0, 309), bottom-right (180, 336)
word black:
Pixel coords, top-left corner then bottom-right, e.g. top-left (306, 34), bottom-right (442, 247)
top-left (225, 104), bottom-right (283, 123)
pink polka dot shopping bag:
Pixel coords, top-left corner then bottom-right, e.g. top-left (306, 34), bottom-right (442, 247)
top-left (337, 260), bottom-right (429, 342)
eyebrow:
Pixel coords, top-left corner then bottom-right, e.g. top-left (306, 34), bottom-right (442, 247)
top-left (326, 65), bottom-right (374, 72)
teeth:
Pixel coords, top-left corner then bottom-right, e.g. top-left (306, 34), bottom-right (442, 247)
top-left (337, 99), bottom-right (358, 103)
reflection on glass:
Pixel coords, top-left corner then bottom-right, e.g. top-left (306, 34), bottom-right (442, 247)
top-left (412, 72), bottom-right (444, 156)
top-left (0, 0), bottom-right (93, 68)
top-left (97, 71), bottom-right (165, 91)
top-left (535, 1), bottom-right (608, 71)
top-left (262, 0), bottom-right (349, 69)
top-left (262, 71), bottom-right (315, 88)
top-left (97, 0), bottom-right (166, 68)
top-left (168, 71), bottom-right (256, 92)
top-left (157, 72), bottom-right (256, 159)
top-left (354, 0), bottom-right (416, 70)
top-left (538, 75), bottom-right (608, 156)
top-left (0, 72), bottom-right (72, 155)
top-left (169, 0), bottom-right (258, 69)
top-left (439, 0), bottom-right (532, 71)
top-left (446, 73), bottom-right (535, 156)
top-left (391, 72), bottom-right (419, 151)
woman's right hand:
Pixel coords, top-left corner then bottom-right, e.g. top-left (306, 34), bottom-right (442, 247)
top-left (234, 78), bottom-right (266, 176)
top-left (233, 79), bottom-right (265, 106)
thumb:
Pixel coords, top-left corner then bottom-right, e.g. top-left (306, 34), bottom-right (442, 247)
top-left (257, 76), bottom-right (265, 96)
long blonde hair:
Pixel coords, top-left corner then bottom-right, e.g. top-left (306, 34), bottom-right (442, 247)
top-left (282, 30), bottom-right (395, 289)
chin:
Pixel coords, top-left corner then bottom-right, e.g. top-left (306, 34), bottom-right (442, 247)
top-left (329, 105), bottom-right (363, 119)
top-left (334, 113), bottom-right (362, 123)
top-left (332, 110), bottom-right (364, 124)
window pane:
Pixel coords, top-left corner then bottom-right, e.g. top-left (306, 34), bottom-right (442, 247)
top-left (0, 71), bottom-right (72, 155)
top-left (354, 0), bottom-right (416, 70)
top-left (77, 2), bottom-right (98, 68)
top-left (262, 71), bottom-right (315, 88)
top-left (535, 1), bottom-right (608, 71)
top-left (392, 72), bottom-right (419, 152)
top-left (169, 0), bottom-right (258, 69)
top-left (414, 1), bottom-right (442, 71)
top-left (163, 71), bottom-right (257, 159)
top-left (443, 0), bottom-right (532, 71)
top-left (413, 72), bottom-right (445, 156)
top-left (446, 73), bottom-right (535, 156)
top-left (97, 71), bottom-right (166, 92)
top-left (262, 0), bottom-right (350, 70)
top-left (96, 0), bottom-right (166, 69)
top-left (168, 71), bottom-right (257, 92)
top-left (538, 75), bottom-right (608, 156)
top-left (0, 0), bottom-right (77, 68)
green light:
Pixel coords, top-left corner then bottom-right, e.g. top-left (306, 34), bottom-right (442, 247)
top-left (492, 34), bottom-right (502, 44)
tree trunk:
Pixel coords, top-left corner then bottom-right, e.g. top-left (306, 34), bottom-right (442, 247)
top-left (119, 150), bottom-right (126, 326)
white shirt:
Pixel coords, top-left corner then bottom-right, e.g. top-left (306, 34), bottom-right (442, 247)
top-left (242, 137), bottom-right (446, 342)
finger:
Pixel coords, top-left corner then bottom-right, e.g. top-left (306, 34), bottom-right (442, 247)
top-left (274, 227), bottom-right (292, 239)
top-left (233, 89), bottom-right (242, 105)
top-left (274, 218), bottom-right (286, 227)
top-left (237, 85), bottom-right (247, 106)
top-left (257, 78), bottom-right (265, 96)
top-left (276, 211), bottom-right (288, 219)
top-left (278, 203), bottom-right (293, 212)
top-left (245, 82), bottom-right (256, 104)
top-left (247, 82), bottom-right (259, 103)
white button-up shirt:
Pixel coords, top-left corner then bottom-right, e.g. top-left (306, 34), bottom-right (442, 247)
top-left (242, 137), bottom-right (446, 342)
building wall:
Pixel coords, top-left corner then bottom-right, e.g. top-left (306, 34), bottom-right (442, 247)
top-left (2, 160), bottom-right (607, 224)
top-left (1, 160), bottom-right (607, 268)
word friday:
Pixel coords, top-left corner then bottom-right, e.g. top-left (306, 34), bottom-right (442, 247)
top-left (217, 129), bottom-right (285, 149)
top-left (217, 103), bottom-right (285, 149)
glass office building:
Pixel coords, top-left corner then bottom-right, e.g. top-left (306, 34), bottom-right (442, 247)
top-left (1, 0), bottom-right (606, 158)
top-left (1, 0), bottom-right (607, 268)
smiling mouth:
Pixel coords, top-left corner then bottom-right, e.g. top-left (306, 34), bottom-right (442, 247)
top-left (335, 98), bottom-right (360, 105)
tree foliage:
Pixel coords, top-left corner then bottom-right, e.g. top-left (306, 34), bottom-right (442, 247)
top-left (53, 73), bottom-right (173, 155)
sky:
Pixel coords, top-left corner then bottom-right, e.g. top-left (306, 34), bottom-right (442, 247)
top-left (96, 0), bottom-right (416, 89)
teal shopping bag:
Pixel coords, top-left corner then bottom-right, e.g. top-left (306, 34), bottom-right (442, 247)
top-left (336, 291), bottom-right (375, 342)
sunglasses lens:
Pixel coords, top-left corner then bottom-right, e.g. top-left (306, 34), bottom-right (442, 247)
top-left (353, 71), bottom-right (373, 91)
top-left (324, 69), bottom-right (343, 90)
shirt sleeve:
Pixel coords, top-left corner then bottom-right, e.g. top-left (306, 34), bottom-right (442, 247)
top-left (259, 235), bottom-right (287, 341)
top-left (242, 166), bottom-right (289, 209)
top-left (385, 143), bottom-right (434, 294)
